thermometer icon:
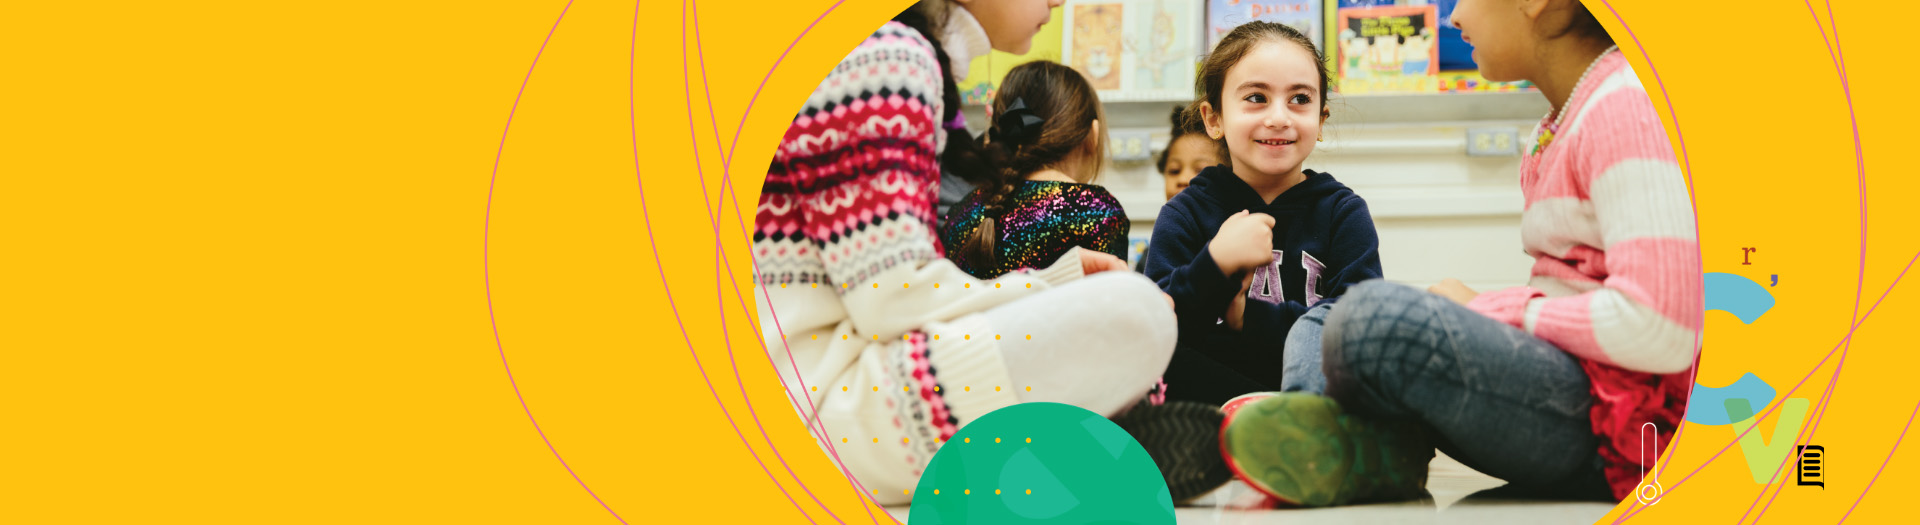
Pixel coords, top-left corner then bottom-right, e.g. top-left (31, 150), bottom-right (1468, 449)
top-left (1638, 422), bottom-right (1664, 505)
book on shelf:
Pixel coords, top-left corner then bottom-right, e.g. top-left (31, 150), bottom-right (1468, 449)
top-left (1063, 1), bottom-right (1205, 101)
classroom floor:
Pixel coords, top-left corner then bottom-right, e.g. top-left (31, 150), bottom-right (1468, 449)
top-left (885, 452), bottom-right (1617, 524)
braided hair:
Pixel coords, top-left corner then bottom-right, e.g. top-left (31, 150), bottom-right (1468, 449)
top-left (961, 61), bottom-right (1108, 270)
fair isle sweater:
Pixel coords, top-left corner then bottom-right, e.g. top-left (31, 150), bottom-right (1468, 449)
top-left (1464, 51), bottom-right (1702, 499)
top-left (753, 20), bottom-right (1085, 505)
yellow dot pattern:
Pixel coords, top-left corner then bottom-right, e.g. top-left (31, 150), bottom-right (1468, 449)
top-left (923, 487), bottom-right (1031, 495)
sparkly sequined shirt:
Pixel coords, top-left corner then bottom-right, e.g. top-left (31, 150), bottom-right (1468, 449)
top-left (940, 181), bottom-right (1130, 279)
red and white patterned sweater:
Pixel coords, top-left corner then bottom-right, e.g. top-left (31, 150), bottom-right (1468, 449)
top-left (753, 20), bottom-right (1086, 504)
top-left (1465, 51), bottom-right (1701, 499)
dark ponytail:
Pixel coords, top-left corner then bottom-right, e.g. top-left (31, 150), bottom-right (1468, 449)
top-left (891, 3), bottom-right (996, 186)
top-left (961, 61), bottom-right (1107, 271)
top-left (1156, 105), bottom-right (1209, 174)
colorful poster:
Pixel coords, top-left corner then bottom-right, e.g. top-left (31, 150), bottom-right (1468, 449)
top-left (1064, 0), bottom-right (1203, 100)
top-left (1207, 0), bottom-right (1322, 51)
top-left (1335, 4), bottom-right (1439, 94)
top-left (1340, 1), bottom-right (1478, 72)
top-left (1128, 0), bottom-right (1201, 92)
top-left (1067, 2), bottom-right (1126, 91)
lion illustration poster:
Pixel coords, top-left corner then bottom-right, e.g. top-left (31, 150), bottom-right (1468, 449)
top-left (1067, 3), bottom-right (1123, 91)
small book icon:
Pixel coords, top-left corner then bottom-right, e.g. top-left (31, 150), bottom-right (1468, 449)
top-left (1798, 445), bottom-right (1825, 489)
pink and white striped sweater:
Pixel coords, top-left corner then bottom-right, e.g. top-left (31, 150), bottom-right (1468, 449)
top-left (1464, 51), bottom-right (1701, 499)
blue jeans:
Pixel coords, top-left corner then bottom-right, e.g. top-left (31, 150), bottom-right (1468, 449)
top-left (1305, 280), bottom-right (1611, 498)
top-left (1280, 303), bottom-right (1332, 394)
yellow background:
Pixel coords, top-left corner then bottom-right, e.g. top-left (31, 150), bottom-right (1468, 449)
top-left (2, 0), bottom-right (1916, 522)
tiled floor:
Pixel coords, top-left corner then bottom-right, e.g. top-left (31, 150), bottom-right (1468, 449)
top-left (886, 453), bottom-right (1618, 524)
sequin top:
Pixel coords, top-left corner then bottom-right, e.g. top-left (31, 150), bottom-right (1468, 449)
top-left (940, 181), bottom-right (1130, 279)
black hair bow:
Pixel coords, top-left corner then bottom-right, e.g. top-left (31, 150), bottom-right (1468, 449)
top-left (990, 97), bottom-right (1045, 146)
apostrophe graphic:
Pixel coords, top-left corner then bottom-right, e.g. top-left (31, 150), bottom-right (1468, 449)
top-left (907, 403), bottom-right (1174, 524)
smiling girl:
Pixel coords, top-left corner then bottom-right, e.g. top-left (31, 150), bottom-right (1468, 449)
top-left (1224, 0), bottom-right (1700, 507)
top-left (1143, 21), bottom-right (1383, 407)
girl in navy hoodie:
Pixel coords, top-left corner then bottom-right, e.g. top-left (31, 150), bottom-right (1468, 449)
top-left (1144, 21), bottom-right (1382, 406)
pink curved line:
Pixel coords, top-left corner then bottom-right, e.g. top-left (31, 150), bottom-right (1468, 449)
top-left (712, 1), bottom-right (851, 232)
top-left (678, 2), bottom-right (859, 522)
top-left (1838, 402), bottom-right (1920, 522)
top-left (643, 2), bottom-right (824, 523)
top-left (1747, 15), bottom-right (1868, 518)
top-left (1745, 363), bottom-right (1841, 522)
top-left (682, 0), bottom-right (903, 521)
top-left (1586, 0), bottom-right (1707, 508)
top-left (684, 1), bottom-right (897, 521)
top-left (481, 1), bottom-right (628, 523)
top-left (1751, 1), bottom-right (1866, 515)
top-left (683, 2), bottom-right (898, 519)
top-left (1745, 13), bottom-right (1859, 521)
top-left (1610, 251), bottom-right (1920, 523)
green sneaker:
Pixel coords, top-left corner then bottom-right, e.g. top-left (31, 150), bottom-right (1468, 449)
top-left (1221, 393), bottom-right (1433, 507)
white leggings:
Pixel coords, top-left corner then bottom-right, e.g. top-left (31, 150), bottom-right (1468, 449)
top-left (983, 271), bottom-right (1178, 417)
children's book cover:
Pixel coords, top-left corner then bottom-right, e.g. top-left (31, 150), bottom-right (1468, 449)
top-left (1335, 4), bottom-right (1438, 94)
top-left (1066, 2), bottom-right (1126, 91)
top-left (1063, 1), bottom-right (1202, 100)
top-left (1207, 0), bottom-right (1322, 51)
top-left (1127, 0), bottom-right (1201, 94)
top-left (957, 7), bottom-right (1065, 106)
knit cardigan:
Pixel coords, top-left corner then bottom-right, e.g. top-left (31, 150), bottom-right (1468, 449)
top-left (1464, 51), bottom-right (1702, 499)
top-left (753, 20), bottom-right (1086, 505)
